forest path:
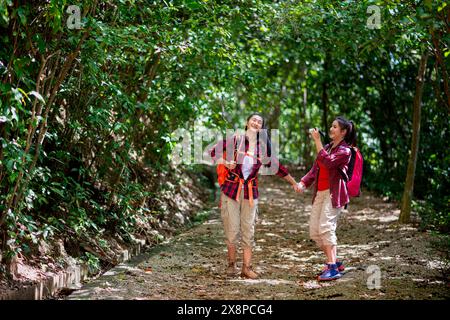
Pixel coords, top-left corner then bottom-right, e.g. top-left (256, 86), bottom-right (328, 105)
top-left (67, 175), bottom-right (449, 300)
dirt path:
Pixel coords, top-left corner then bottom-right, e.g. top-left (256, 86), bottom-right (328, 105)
top-left (67, 175), bottom-right (450, 300)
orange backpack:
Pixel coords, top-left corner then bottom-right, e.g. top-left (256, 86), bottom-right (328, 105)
top-left (217, 159), bottom-right (229, 186)
top-left (217, 136), bottom-right (244, 186)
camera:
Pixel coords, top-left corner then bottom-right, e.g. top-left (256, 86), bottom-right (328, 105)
top-left (309, 128), bottom-right (328, 141)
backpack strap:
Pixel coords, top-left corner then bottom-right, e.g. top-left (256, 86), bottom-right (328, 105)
top-left (226, 135), bottom-right (257, 207)
top-left (338, 146), bottom-right (353, 182)
top-left (234, 135), bottom-right (245, 162)
top-left (233, 175), bottom-right (257, 207)
top-left (346, 147), bottom-right (357, 180)
top-left (224, 135), bottom-right (244, 179)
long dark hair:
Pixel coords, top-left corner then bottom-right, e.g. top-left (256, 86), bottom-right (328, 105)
top-left (245, 112), bottom-right (272, 158)
top-left (335, 116), bottom-right (357, 147)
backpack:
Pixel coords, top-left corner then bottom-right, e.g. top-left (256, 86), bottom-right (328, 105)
top-left (217, 136), bottom-right (244, 186)
top-left (345, 147), bottom-right (363, 197)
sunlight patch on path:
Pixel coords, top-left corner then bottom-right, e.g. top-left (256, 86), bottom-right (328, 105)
top-left (262, 188), bottom-right (285, 195)
top-left (103, 265), bottom-right (142, 276)
top-left (203, 219), bottom-right (221, 225)
top-left (259, 219), bottom-right (276, 226)
top-left (299, 280), bottom-right (334, 290)
top-left (339, 243), bottom-right (378, 252)
top-left (229, 278), bottom-right (296, 285)
top-left (426, 260), bottom-right (447, 270)
top-left (271, 264), bottom-right (295, 270)
top-left (264, 233), bottom-right (283, 238)
top-left (278, 248), bottom-right (304, 262)
top-left (348, 208), bottom-right (399, 223)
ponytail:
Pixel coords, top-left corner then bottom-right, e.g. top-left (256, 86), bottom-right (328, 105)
top-left (346, 120), bottom-right (357, 147)
top-left (335, 116), bottom-right (357, 147)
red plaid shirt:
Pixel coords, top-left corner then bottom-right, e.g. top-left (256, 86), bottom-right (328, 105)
top-left (210, 135), bottom-right (289, 201)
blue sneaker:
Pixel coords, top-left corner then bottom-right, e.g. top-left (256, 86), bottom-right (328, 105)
top-left (317, 264), bottom-right (342, 281)
top-left (318, 261), bottom-right (345, 275)
top-left (336, 260), bottom-right (345, 272)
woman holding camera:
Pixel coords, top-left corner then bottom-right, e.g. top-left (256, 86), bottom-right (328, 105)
top-left (298, 116), bottom-right (356, 281)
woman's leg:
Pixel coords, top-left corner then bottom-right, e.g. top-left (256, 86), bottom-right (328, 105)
top-left (240, 192), bottom-right (258, 279)
top-left (220, 193), bottom-right (240, 275)
top-left (322, 244), bottom-right (337, 264)
top-left (319, 244), bottom-right (337, 263)
top-left (310, 191), bottom-right (327, 247)
top-left (227, 244), bottom-right (236, 264)
top-left (318, 191), bottom-right (341, 264)
top-left (315, 193), bottom-right (343, 280)
top-left (242, 247), bottom-right (255, 273)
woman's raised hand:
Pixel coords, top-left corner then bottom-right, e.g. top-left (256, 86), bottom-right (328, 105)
top-left (310, 128), bottom-right (321, 141)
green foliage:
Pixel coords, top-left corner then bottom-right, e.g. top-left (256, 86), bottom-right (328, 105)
top-left (81, 251), bottom-right (101, 274)
top-left (428, 231), bottom-right (450, 279)
top-left (191, 209), bottom-right (211, 226)
top-left (0, 0), bottom-right (448, 263)
top-left (415, 200), bottom-right (450, 234)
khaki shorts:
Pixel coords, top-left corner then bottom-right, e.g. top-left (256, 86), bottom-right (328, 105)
top-left (309, 190), bottom-right (342, 246)
top-left (220, 191), bottom-right (258, 249)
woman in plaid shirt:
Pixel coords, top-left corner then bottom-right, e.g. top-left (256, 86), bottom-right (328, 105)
top-left (210, 113), bottom-right (300, 279)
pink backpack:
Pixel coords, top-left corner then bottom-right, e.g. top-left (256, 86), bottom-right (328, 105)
top-left (346, 147), bottom-right (363, 197)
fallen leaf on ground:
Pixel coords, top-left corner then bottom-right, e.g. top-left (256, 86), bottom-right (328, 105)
top-left (144, 267), bottom-right (153, 274)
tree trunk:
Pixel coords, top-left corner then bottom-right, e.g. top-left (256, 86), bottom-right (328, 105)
top-left (399, 53), bottom-right (428, 223)
top-left (431, 30), bottom-right (450, 110)
top-left (299, 66), bottom-right (311, 167)
top-left (268, 102), bottom-right (281, 130)
top-left (321, 52), bottom-right (330, 131)
top-left (267, 78), bottom-right (287, 130)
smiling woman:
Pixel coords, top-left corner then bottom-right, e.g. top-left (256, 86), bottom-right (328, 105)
top-left (299, 116), bottom-right (357, 281)
top-left (210, 112), bottom-right (300, 279)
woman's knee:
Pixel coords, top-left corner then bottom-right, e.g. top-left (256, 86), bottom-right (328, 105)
top-left (309, 221), bottom-right (321, 241)
top-left (309, 232), bottom-right (322, 246)
top-left (225, 231), bottom-right (240, 247)
top-left (241, 227), bottom-right (255, 248)
top-left (319, 230), bottom-right (337, 246)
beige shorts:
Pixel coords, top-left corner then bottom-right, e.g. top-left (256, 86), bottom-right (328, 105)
top-left (220, 191), bottom-right (258, 249)
top-left (309, 190), bottom-right (342, 246)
